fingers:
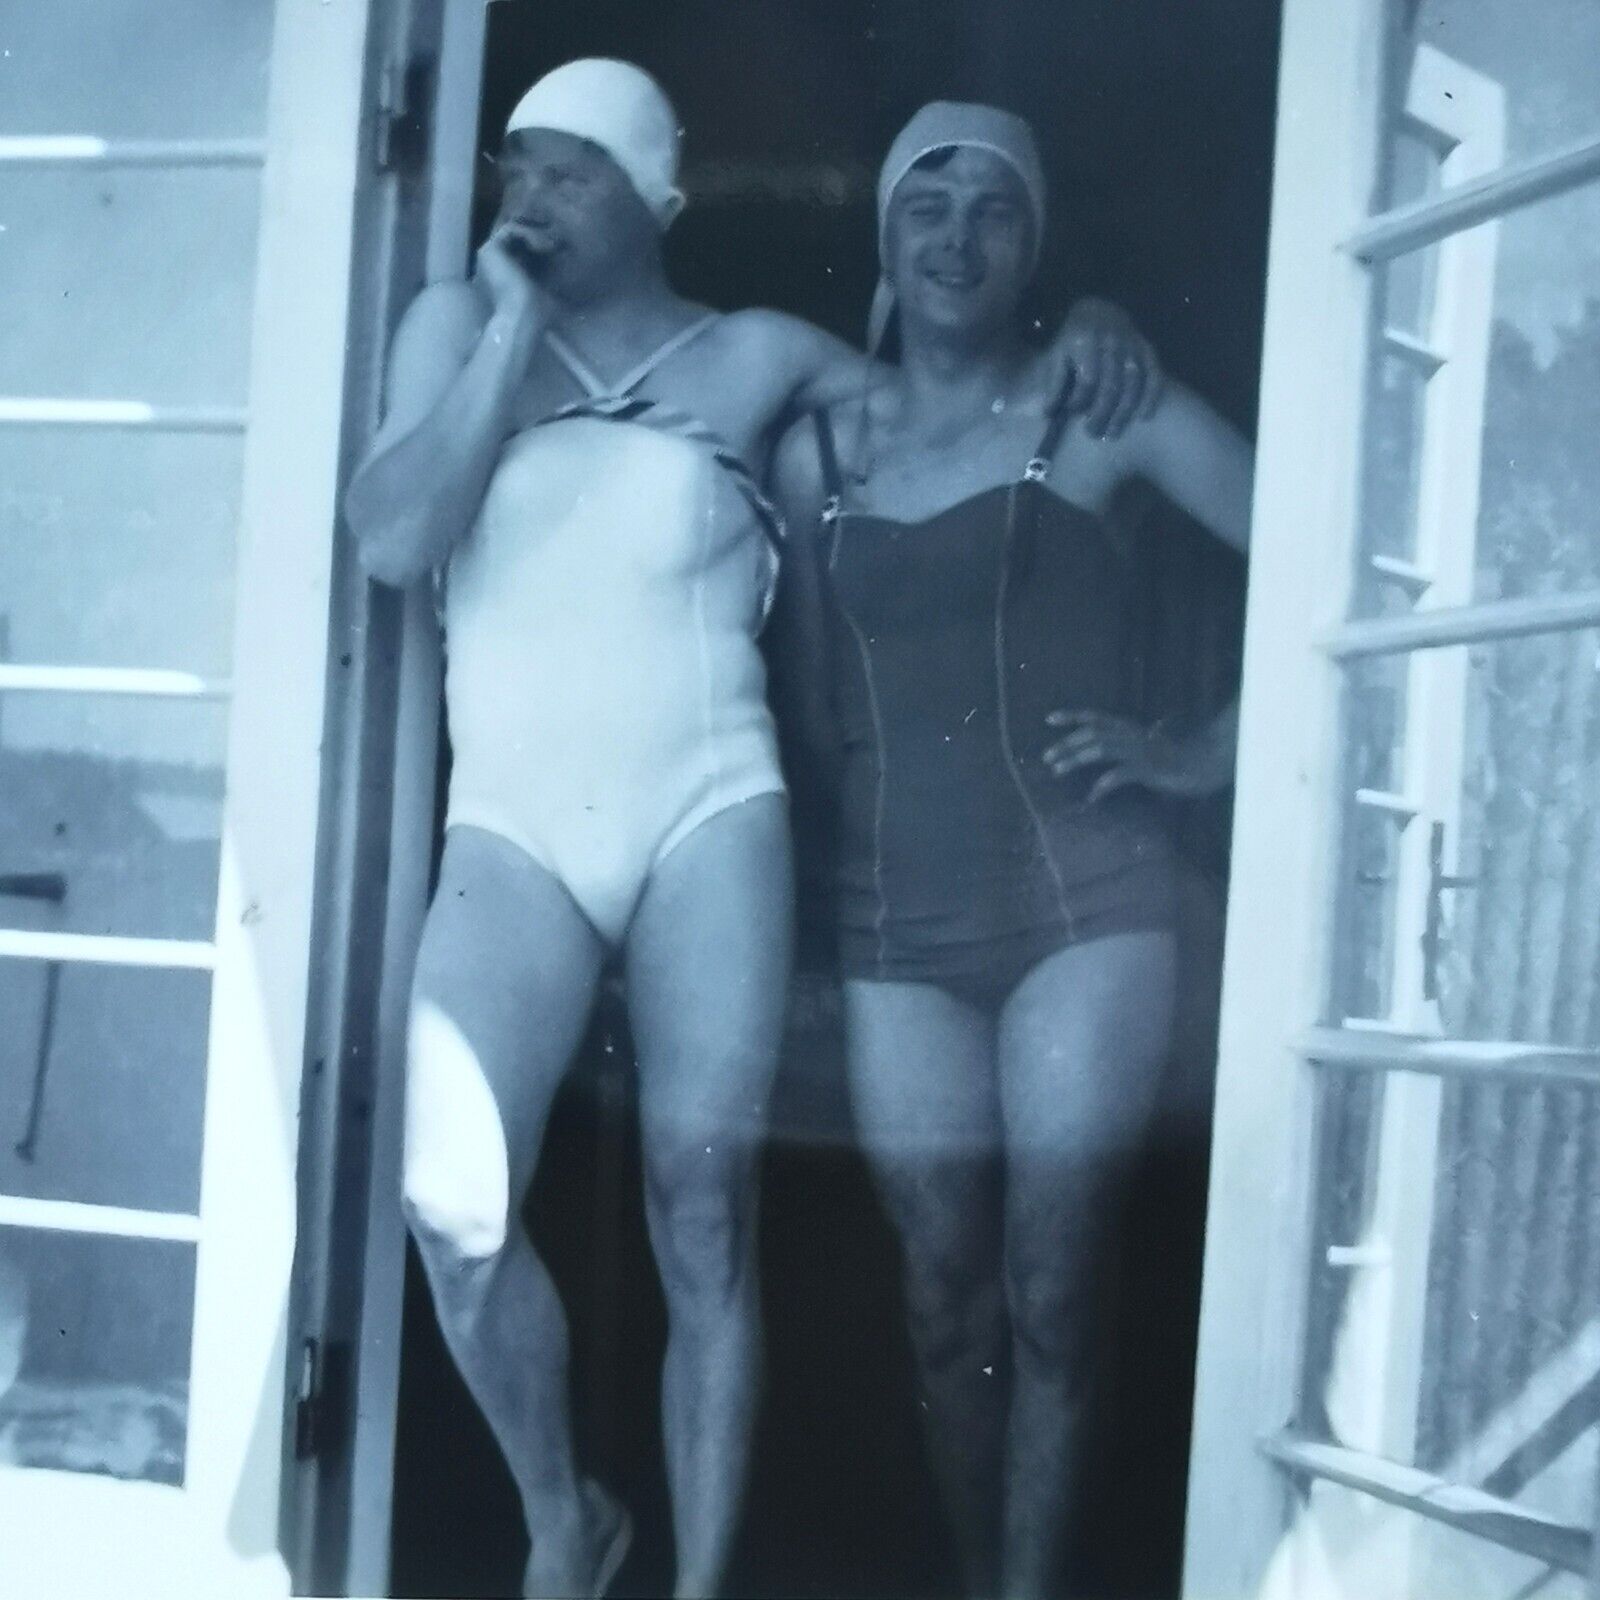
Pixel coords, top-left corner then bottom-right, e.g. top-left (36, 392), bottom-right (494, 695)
top-left (1086, 768), bottom-right (1137, 805)
top-left (493, 221), bottom-right (552, 270)
top-left (1140, 345), bottom-right (1167, 417)
top-left (1044, 709), bottom-right (1142, 733)
top-left (1044, 727), bottom-right (1146, 774)
top-left (1059, 331), bottom-right (1100, 418)
top-left (1043, 710), bottom-right (1151, 782)
top-left (1104, 346), bottom-right (1148, 440)
top-left (1083, 332), bottom-right (1123, 439)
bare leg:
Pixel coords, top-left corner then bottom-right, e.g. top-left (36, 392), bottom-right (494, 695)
top-left (996, 930), bottom-right (1176, 1600)
top-left (625, 794), bottom-right (793, 1599)
top-left (843, 978), bottom-right (1007, 1599)
top-left (401, 826), bottom-right (620, 1595)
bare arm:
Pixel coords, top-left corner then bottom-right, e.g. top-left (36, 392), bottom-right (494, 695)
top-left (1046, 382), bottom-right (1253, 799)
top-left (768, 297), bottom-right (1166, 434)
top-left (343, 230), bottom-right (549, 587)
top-left (767, 416), bottom-right (843, 791)
top-left (1119, 379), bottom-right (1254, 555)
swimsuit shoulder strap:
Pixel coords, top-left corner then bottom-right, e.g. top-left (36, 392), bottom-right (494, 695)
top-left (544, 312), bottom-right (720, 401)
top-left (542, 331), bottom-right (608, 398)
top-left (812, 409), bottom-right (845, 524)
top-left (612, 312), bottom-right (719, 395)
top-left (1023, 390), bottom-right (1074, 484)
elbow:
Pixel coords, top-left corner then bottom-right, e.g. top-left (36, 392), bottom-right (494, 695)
top-left (357, 538), bottom-right (430, 591)
top-left (344, 480), bottom-right (433, 590)
top-left (354, 526), bottom-right (432, 589)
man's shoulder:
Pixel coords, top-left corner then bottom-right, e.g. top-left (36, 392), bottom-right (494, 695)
top-left (717, 307), bottom-right (827, 364)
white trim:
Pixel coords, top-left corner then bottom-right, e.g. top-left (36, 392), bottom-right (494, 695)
top-left (0, 400), bottom-right (248, 433)
top-left (1326, 1243), bottom-right (1391, 1269)
top-left (1339, 63), bottom-right (1503, 1563)
top-left (1343, 134), bottom-right (1600, 261)
top-left (0, 136), bottom-right (266, 168)
top-left (1322, 589), bottom-right (1600, 657)
top-left (1301, 1028), bottom-right (1600, 1086)
top-left (176, 3), bottom-right (377, 1595)
top-left (1353, 788), bottom-right (1419, 818)
top-left (0, 1195), bottom-right (201, 1243)
top-left (1181, 6), bottom-right (1389, 1596)
top-left (1378, 326), bottom-right (1445, 371)
top-left (1259, 1434), bottom-right (1590, 1575)
top-left (1367, 554), bottom-right (1433, 595)
top-left (0, 665), bottom-right (230, 699)
top-left (344, 3), bottom-right (485, 1590)
top-left (0, 930), bottom-right (215, 969)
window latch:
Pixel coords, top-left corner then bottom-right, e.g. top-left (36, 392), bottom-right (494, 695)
top-left (1421, 819), bottom-right (1477, 1002)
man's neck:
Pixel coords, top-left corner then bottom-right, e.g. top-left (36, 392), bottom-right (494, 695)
top-left (897, 323), bottom-right (1027, 422)
top-left (551, 252), bottom-right (684, 354)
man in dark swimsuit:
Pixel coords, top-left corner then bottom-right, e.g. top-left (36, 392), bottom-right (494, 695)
top-left (772, 103), bottom-right (1253, 1600)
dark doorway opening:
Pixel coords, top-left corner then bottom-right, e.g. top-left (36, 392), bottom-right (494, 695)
top-left (389, 3), bottom-right (1279, 1595)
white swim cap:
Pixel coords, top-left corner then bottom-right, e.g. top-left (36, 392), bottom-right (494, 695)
top-left (504, 58), bottom-right (685, 228)
top-left (868, 102), bottom-right (1048, 353)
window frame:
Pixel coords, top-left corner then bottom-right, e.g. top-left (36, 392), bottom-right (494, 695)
top-left (1184, 4), bottom-right (1600, 1595)
top-left (0, 1), bottom-right (380, 1592)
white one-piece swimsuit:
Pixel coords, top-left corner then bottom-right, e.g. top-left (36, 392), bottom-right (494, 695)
top-left (441, 317), bottom-right (786, 944)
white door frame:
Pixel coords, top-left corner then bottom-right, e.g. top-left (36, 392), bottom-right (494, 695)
top-left (1184, 2), bottom-right (1600, 1595)
top-left (332, 2), bottom-right (487, 1592)
top-left (0, 2), bottom-right (379, 1595)
top-left (1181, 3), bottom-right (1389, 1593)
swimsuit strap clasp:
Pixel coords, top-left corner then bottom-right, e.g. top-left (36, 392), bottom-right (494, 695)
top-left (812, 409), bottom-right (846, 523)
top-left (1023, 380), bottom-right (1074, 486)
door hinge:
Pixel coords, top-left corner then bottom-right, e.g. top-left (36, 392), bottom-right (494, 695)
top-left (293, 1335), bottom-right (352, 1462)
top-left (374, 55), bottom-right (434, 175)
top-left (294, 1337), bottom-right (323, 1460)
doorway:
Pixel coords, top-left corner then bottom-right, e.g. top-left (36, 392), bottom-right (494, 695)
top-left (383, 3), bottom-right (1280, 1595)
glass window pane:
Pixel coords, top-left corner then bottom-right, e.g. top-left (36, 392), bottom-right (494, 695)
top-left (0, 961), bottom-right (209, 1215)
top-left (1382, 248), bottom-right (1441, 344)
top-left (1334, 804), bottom-right (1408, 1025)
top-left (1441, 629), bottom-right (1600, 1049)
top-left (0, 1227), bottom-right (194, 1487)
top-left (0, 695), bottom-right (225, 942)
top-left (0, 169), bottom-right (261, 408)
top-left (0, 2), bottom-right (274, 141)
top-left (1355, 183), bottom-right (1600, 604)
top-left (1346, 655), bottom-right (1410, 795)
top-left (0, 432), bottom-right (241, 677)
top-left (1390, 1), bottom-right (1600, 179)
top-left (1335, 630), bottom-right (1600, 1047)
top-left (1301, 1064), bottom-right (1600, 1544)
top-left (1386, 123), bottom-right (1445, 210)
top-left (1358, 345), bottom-right (1432, 565)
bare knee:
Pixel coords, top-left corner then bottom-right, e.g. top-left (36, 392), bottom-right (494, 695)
top-left (402, 999), bottom-right (511, 1261)
top-left (646, 1148), bottom-right (756, 1314)
top-left (1005, 1240), bottom-right (1093, 1378)
top-left (904, 1246), bottom-right (1001, 1376)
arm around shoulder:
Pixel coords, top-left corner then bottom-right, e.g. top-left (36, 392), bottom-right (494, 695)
top-left (767, 415), bottom-right (842, 787)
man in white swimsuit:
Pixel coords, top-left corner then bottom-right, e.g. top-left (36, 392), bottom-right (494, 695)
top-left (345, 58), bottom-right (1157, 1598)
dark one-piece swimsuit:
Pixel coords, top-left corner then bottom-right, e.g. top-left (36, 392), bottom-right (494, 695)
top-left (812, 404), bottom-right (1178, 1014)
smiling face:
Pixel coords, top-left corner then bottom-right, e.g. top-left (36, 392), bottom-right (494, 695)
top-left (885, 145), bottom-right (1037, 347)
top-left (490, 127), bottom-right (660, 300)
